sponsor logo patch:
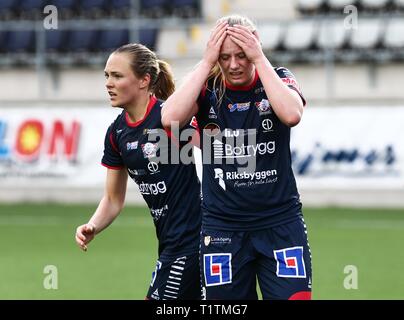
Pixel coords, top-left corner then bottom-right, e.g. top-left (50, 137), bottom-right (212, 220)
top-left (204, 236), bottom-right (231, 246)
top-left (227, 102), bottom-right (250, 112)
top-left (126, 141), bottom-right (138, 150)
top-left (262, 119), bottom-right (274, 132)
top-left (213, 140), bottom-right (276, 159)
top-left (214, 168), bottom-right (226, 190)
top-left (204, 254), bottom-right (232, 287)
top-left (274, 246), bottom-right (306, 278)
top-left (138, 181), bottom-right (167, 195)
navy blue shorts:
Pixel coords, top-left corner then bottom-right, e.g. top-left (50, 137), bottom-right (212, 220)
top-left (146, 253), bottom-right (202, 300)
top-left (200, 217), bottom-right (312, 300)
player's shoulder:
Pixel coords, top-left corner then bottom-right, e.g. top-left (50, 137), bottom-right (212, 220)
top-left (146, 98), bottom-right (165, 124)
top-left (114, 109), bottom-right (126, 124)
top-left (154, 98), bottom-right (165, 113)
top-left (156, 98), bottom-right (164, 107)
top-left (107, 110), bottom-right (125, 132)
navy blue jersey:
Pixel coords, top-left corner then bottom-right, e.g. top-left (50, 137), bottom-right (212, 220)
top-left (196, 67), bottom-right (306, 231)
top-left (102, 96), bottom-right (202, 257)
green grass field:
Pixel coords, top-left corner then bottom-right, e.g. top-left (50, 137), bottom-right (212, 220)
top-left (0, 203), bottom-right (403, 300)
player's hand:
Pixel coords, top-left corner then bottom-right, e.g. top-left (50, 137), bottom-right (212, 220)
top-left (226, 25), bottom-right (264, 64)
top-left (203, 20), bottom-right (228, 68)
top-left (75, 223), bottom-right (96, 251)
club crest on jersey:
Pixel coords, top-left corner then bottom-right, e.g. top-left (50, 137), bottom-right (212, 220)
top-left (274, 246), bottom-right (306, 278)
top-left (126, 141), bottom-right (138, 150)
top-left (255, 99), bottom-right (272, 115)
top-left (204, 254), bottom-right (232, 287)
top-left (227, 102), bottom-right (250, 112)
top-left (141, 142), bottom-right (158, 158)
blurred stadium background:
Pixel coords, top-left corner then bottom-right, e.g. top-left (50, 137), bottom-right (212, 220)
top-left (0, 0), bottom-right (403, 299)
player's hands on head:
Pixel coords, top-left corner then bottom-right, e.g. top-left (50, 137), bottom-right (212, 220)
top-left (203, 20), bottom-right (228, 68)
top-left (226, 24), bottom-right (264, 64)
top-left (75, 223), bottom-right (96, 252)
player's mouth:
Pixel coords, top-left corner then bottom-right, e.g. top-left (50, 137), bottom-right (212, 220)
top-left (108, 91), bottom-right (117, 100)
top-left (229, 72), bottom-right (243, 79)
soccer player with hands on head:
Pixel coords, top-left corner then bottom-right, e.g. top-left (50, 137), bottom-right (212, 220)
top-left (162, 15), bottom-right (312, 300)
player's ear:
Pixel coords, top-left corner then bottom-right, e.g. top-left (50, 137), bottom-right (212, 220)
top-left (139, 73), bottom-right (151, 89)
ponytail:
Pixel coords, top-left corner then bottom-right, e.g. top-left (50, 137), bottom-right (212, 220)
top-left (153, 60), bottom-right (175, 100)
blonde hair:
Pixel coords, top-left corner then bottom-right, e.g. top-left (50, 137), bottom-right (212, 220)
top-left (207, 15), bottom-right (257, 107)
top-left (114, 43), bottom-right (175, 100)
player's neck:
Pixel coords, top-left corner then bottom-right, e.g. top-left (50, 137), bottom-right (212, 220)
top-left (125, 93), bottom-right (151, 123)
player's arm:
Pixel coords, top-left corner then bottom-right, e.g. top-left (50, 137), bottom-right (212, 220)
top-left (254, 59), bottom-right (303, 127)
top-left (75, 168), bottom-right (128, 251)
top-left (227, 25), bottom-right (304, 127)
top-left (161, 21), bottom-right (228, 129)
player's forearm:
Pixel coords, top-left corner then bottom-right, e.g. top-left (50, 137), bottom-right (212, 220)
top-left (88, 195), bottom-right (124, 234)
top-left (162, 60), bottom-right (212, 128)
top-left (254, 57), bottom-right (303, 127)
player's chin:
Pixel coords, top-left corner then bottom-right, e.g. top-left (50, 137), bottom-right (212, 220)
top-left (110, 101), bottom-right (121, 108)
top-left (228, 78), bottom-right (248, 87)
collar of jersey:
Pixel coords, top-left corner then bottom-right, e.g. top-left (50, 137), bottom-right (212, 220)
top-left (125, 95), bottom-right (157, 127)
top-left (224, 70), bottom-right (259, 92)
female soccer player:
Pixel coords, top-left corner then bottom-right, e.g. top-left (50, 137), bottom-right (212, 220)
top-left (75, 43), bottom-right (202, 300)
top-left (162, 15), bottom-right (312, 300)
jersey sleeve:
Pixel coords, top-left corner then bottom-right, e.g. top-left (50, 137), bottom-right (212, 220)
top-left (182, 116), bottom-right (200, 148)
top-left (197, 83), bottom-right (208, 107)
top-left (275, 67), bottom-right (306, 106)
top-left (101, 123), bottom-right (124, 169)
top-left (196, 81), bottom-right (212, 130)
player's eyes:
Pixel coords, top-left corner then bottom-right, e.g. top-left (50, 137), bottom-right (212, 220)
top-left (105, 73), bottom-right (123, 79)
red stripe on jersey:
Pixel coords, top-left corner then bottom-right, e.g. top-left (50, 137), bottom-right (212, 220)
top-left (125, 95), bottom-right (158, 127)
top-left (109, 133), bottom-right (119, 153)
top-left (101, 163), bottom-right (123, 170)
